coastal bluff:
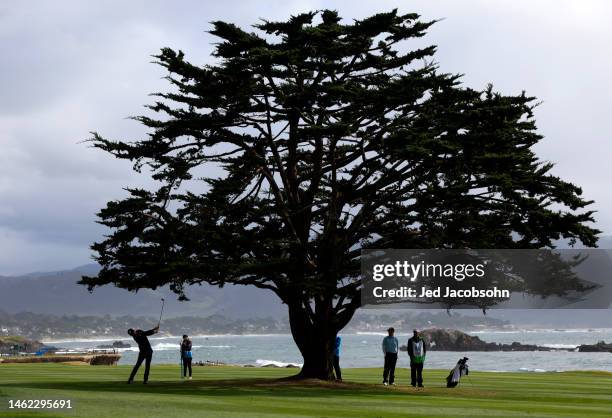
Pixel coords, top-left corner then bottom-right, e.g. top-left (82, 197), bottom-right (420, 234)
top-left (1, 336), bottom-right (121, 365)
top-left (0, 336), bottom-right (47, 354)
top-left (399, 329), bottom-right (580, 352)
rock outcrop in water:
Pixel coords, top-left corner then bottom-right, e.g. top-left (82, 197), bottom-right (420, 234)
top-left (96, 341), bottom-right (131, 349)
top-left (399, 329), bottom-right (571, 352)
top-left (576, 341), bottom-right (612, 352)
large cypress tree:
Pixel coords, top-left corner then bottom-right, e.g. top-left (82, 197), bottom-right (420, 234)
top-left (81, 10), bottom-right (599, 379)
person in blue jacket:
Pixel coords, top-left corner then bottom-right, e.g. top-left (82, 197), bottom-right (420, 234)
top-left (181, 334), bottom-right (193, 380)
top-left (333, 335), bottom-right (342, 381)
top-left (381, 327), bottom-right (399, 385)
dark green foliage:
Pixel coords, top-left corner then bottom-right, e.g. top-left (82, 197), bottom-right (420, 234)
top-left (81, 9), bottom-right (598, 378)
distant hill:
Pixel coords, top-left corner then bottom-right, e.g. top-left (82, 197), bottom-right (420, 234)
top-left (0, 311), bottom-right (289, 340)
top-left (0, 310), bottom-right (511, 340)
top-left (0, 264), bottom-right (286, 319)
top-left (1, 237), bottom-right (610, 325)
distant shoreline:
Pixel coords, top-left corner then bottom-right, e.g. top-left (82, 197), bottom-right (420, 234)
top-left (41, 327), bottom-right (612, 344)
top-left (42, 333), bottom-right (293, 344)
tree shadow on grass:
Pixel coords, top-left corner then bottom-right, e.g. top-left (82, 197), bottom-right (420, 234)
top-left (0, 377), bottom-right (497, 399)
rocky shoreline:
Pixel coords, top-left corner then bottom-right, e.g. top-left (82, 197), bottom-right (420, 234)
top-left (399, 329), bottom-right (612, 352)
top-left (96, 340), bottom-right (131, 349)
top-left (0, 336), bottom-right (53, 354)
top-left (1, 336), bottom-right (121, 365)
top-left (0, 353), bottom-right (121, 365)
top-left (576, 341), bottom-right (612, 353)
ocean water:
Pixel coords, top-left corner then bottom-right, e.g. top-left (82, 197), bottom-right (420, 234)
top-left (45, 329), bottom-right (612, 373)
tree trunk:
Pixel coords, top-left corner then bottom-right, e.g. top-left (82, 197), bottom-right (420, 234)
top-left (297, 330), bottom-right (336, 380)
top-left (286, 298), bottom-right (348, 380)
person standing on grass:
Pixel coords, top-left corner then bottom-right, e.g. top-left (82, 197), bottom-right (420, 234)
top-left (333, 335), bottom-right (342, 382)
top-left (407, 329), bottom-right (427, 388)
top-left (181, 334), bottom-right (193, 380)
top-left (127, 325), bottom-right (159, 384)
top-left (381, 327), bottom-right (399, 386)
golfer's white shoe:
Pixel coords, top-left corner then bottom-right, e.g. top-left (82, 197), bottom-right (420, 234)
top-left (383, 382), bottom-right (388, 386)
top-left (188, 377), bottom-right (192, 380)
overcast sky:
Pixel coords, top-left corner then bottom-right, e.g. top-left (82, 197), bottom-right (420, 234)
top-left (0, 0), bottom-right (610, 275)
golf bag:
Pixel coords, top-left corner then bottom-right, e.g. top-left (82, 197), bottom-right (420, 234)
top-left (446, 357), bottom-right (469, 388)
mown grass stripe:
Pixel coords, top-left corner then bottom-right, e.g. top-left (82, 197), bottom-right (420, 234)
top-left (0, 364), bottom-right (610, 417)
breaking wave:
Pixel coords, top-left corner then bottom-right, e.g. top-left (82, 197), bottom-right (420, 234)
top-left (254, 359), bottom-right (302, 368)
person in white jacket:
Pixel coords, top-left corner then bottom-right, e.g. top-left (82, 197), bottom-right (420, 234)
top-left (406, 329), bottom-right (427, 387)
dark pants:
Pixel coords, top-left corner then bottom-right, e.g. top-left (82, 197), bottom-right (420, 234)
top-left (129, 351), bottom-right (152, 382)
top-left (333, 355), bottom-right (342, 380)
top-left (383, 353), bottom-right (397, 384)
top-left (183, 356), bottom-right (192, 377)
top-left (411, 362), bottom-right (424, 386)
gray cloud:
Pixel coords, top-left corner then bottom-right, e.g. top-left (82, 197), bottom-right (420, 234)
top-left (1, 0), bottom-right (611, 274)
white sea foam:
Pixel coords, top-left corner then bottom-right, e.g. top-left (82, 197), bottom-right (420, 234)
top-left (151, 342), bottom-right (235, 351)
top-left (43, 337), bottom-right (126, 344)
top-left (152, 342), bottom-right (180, 350)
top-left (254, 359), bottom-right (302, 368)
top-left (190, 334), bottom-right (289, 338)
top-left (518, 367), bottom-right (549, 373)
top-left (199, 345), bottom-right (234, 348)
top-left (540, 344), bottom-right (578, 349)
top-left (470, 328), bottom-right (612, 335)
top-left (116, 347), bottom-right (138, 352)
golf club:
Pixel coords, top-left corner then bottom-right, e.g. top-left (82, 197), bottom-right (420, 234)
top-left (158, 298), bottom-right (165, 327)
top-left (180, 340), bottom-right (183, 379)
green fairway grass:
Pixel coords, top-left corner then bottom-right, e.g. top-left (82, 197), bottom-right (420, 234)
top-left (0, 364), bottom-right (610, 417)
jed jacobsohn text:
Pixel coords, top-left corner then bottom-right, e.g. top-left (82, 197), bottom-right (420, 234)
top-left (373, 286), bottom-right (510, 299)
top-left (369, 260), bottom-right (510, 301)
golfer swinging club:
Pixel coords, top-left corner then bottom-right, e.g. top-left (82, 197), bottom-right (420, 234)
top-left (127, 325), bottom-right (159, 384)
top-left (127, 298), bottom-right (164, 384)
